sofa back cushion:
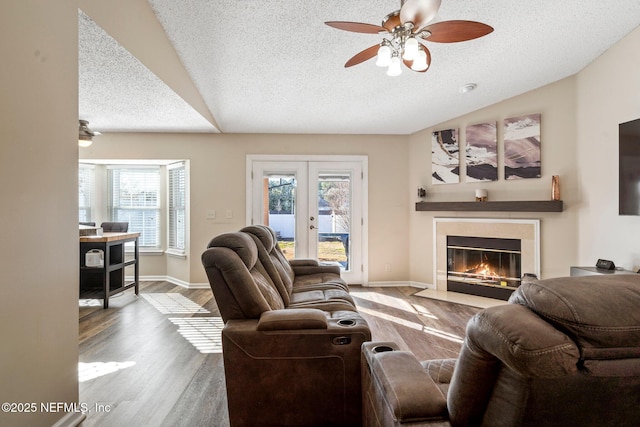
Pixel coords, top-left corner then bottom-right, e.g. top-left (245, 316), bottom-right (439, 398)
top-left (242, 225), bottom-right (295, 294)
top-left (509, 274), bottom-right (640, 360)
top-left (203, 232), bottom-right (284, 321)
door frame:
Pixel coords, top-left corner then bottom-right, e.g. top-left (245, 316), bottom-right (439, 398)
top-left (246, 154), bottom-right (368, 285)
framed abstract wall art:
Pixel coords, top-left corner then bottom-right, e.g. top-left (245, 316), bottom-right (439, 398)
top-left (432, 128), bottom-right (460, 184)
top-left (504, 114), bottom-right (541, 179)
top-left (465, 122), bottom-right (498, 182)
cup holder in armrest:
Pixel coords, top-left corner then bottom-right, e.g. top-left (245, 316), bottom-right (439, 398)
top-left (337, 319), bottom-right (356, 327)
top-left (372, 345), bottom-right (395, 353)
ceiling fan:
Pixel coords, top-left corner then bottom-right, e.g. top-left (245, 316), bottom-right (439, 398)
top-left (325, 0), bottom-right (493, 76)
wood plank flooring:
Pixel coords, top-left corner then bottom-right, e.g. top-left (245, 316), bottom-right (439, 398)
top-left (79, 282), bottom-right (480, 426)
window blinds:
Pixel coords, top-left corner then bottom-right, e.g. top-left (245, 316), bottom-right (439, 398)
top-left (78, 163), bottom-right (95, 222)
top-left (168, 162), bottom-right (186, 251)
top-left (108, 166), bottom-right (160, 247)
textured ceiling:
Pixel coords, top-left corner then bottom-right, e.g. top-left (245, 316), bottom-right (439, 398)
top-left (79, 0), bottom-right (640, 135)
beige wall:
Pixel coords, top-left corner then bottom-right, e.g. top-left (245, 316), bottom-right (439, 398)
top-left (0, 1), bottom-right (80, 426)
top-left (408, 77), bottom-right (580, 284)
top-left (81, 133), bottom-right (410, 284)
top-left (576, 26), bottom-right (640, 271)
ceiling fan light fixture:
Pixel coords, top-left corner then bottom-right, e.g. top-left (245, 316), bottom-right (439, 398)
top-left (376, 44), bottom-right (392, 67)
top-left (78, 119), bottom-right (97, 147)
top-left (387, 56), bottom-right (402, 77)
top-left (403, 37), bottom-right (419, 60)
top-left (411, 50), bottom-right (429, 71)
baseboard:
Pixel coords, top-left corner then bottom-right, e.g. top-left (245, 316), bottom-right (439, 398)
top-left (52, 412), bottom-right (86, 427)
top-left (365, 281), bottom-right (435, 289)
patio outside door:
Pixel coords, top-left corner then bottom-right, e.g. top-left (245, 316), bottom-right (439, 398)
top-left (248, 156), bottom-right (367, 284)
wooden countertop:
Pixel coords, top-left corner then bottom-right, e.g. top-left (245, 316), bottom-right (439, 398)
top-left (79, 232), bottom-right (140, 243)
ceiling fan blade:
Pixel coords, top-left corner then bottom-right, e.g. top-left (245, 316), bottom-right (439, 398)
top-left (400, 0), bottom-right (441, 30)
top-left (403, 44), bottom-right (432, 73)
top-left (421, 20), bottom-right (494, 43)
top-left (325, 21), bottom-right (386, 34)
top-left (344, 44), bottom-right (380, 68)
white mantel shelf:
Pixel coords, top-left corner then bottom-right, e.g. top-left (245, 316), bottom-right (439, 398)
top-left (416, 200), bottom-right (563, 212)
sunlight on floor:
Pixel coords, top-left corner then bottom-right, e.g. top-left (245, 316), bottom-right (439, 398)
top-left (351, 290), bottom-right (439, 319)
top-left (351, 290), bottom-right (417, 312)
top-left (410, 302), bottom-right (439, 319)
top-left (142, 293), bottom-right (210, 314)
top-left (79, 299), bottom-right (103, 307)
top-left (79, 361), bottom-right (136, 382)
top-left (358, 306), bottom-right (463, 344)
top-left (169, 317), bottom-right (224, 354)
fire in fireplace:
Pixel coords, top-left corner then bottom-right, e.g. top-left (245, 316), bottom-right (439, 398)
top-left (447, 235), bottom-right (521, 300)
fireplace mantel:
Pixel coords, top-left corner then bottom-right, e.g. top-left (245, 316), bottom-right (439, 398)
top-left (416, 200), bottom-right (563, 212)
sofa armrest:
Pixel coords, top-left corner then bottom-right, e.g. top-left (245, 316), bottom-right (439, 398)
top-left (292, 263), bottom-right (342, 276)
top-left (257, 309), bottom-right (328, 331)
top-left (370, 350), bottom-right (448, 423)
top-left (289, 258), bottom-right (320, 267)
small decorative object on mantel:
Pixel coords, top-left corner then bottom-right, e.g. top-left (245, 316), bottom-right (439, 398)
top-left (551, 175), bottom-right (560, 201)
top-left (417, 186), bottom-right (427, 200)
top-left (475, 189), bottom-right (488, 202)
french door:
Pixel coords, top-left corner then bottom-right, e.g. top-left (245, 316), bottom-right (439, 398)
top-left (247, 155), bottom-right (367, 284)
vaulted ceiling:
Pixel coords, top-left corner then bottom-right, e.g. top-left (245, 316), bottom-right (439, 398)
top-left (78, 0), bottom-right (640, 135)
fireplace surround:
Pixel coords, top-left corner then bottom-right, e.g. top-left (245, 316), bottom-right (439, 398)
top-left (434, 218), bottom-right (540, 300)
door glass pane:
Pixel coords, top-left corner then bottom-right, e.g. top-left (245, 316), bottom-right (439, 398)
top-left (263, 173), bottom-right (296, 259)
top-left (317, 173), bottom-right (351, 270)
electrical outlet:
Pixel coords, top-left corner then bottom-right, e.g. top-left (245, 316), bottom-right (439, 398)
top-left (206, 210), bottom-right (216, 220)
top-left (226, 209), bottom-right (233, 219)
top-left (385, 263), bottom-right (391, 272)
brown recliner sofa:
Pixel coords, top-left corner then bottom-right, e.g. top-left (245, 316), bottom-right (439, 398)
top-left (202, 231), bottom-right (371, 427)
top-left (362, 274), bottom-right (640, 427)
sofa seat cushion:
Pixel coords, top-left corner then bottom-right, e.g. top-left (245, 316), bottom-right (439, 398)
top-left (510, 275), bottom-right (640, 359)
top-left (422, 359), bottom-right (456, 396)
top-left (288, 289), bottom-right (357, 312)
top-left (293, 272), bottom-right (345, 287)
top-left (291, 288), bottom-right (354, 305)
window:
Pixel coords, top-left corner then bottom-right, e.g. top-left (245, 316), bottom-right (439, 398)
top-left (78, 163), bottom-right (95, 222)
top-left (168, 162), bottom-right (186, 252)
top-left (108, 166), bottom-right (160, 248)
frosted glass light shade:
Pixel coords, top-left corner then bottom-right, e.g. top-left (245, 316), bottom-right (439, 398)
top-left (376, 45), bottom-right (391, 67)
top-left (403, 37), bottom-right (419, 60)
top-left (411, 50), bottom-right (428, 71)
top-left (387, 56), bottom-right (402, 76)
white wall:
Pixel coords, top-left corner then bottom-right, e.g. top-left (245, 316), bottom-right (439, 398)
top-left (0, 1), bottom-right (80, 426)
top-left (409, 77), bottom-right (580, 285)
top-left (576, 26), bottom-right (640, 271)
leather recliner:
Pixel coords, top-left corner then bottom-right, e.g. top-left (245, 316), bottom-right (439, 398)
top-left (202, 231), bottom-right (371, 427)
top-left (241, 224), bottom-right (349, 291)
top-left (362, 274), bottom-right (640, 427)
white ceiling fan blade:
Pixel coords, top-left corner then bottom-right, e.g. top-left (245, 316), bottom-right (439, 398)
top-left (400, 0), bottom-right (441, 30)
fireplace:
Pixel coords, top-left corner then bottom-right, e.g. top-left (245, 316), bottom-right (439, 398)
top-left (447, 236), bottom-right (521, 300)
top-left (433, 218), bottom-right (540, 300)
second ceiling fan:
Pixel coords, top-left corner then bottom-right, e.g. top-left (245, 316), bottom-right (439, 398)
top-left (325, 0), bottom-right (493, 76)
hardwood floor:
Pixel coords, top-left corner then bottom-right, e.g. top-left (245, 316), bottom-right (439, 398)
top-left (78, 282), bottom-right (480, 426)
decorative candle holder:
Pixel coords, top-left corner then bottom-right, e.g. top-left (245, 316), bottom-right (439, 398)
top-left (475, 189), bottom-right (488, 202)
top-left (417, 186), bottom-right (427, 199)
top-left (551, 175), bottom-right (560, 201)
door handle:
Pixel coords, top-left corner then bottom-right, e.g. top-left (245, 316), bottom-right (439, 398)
top-left (310, 225), bottom-right (316, 230)
top-left (310, 216), bottom-right (315, 221)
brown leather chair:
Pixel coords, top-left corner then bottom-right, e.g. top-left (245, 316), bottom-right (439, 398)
top-left (202, 231), bottom-right (371, 427)
top-left (362, 274), bottom-right (640, 427)
top-left (241, 225), bottom-right (349, 291)
top-left (100, 221), bottom-right (128, 232)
